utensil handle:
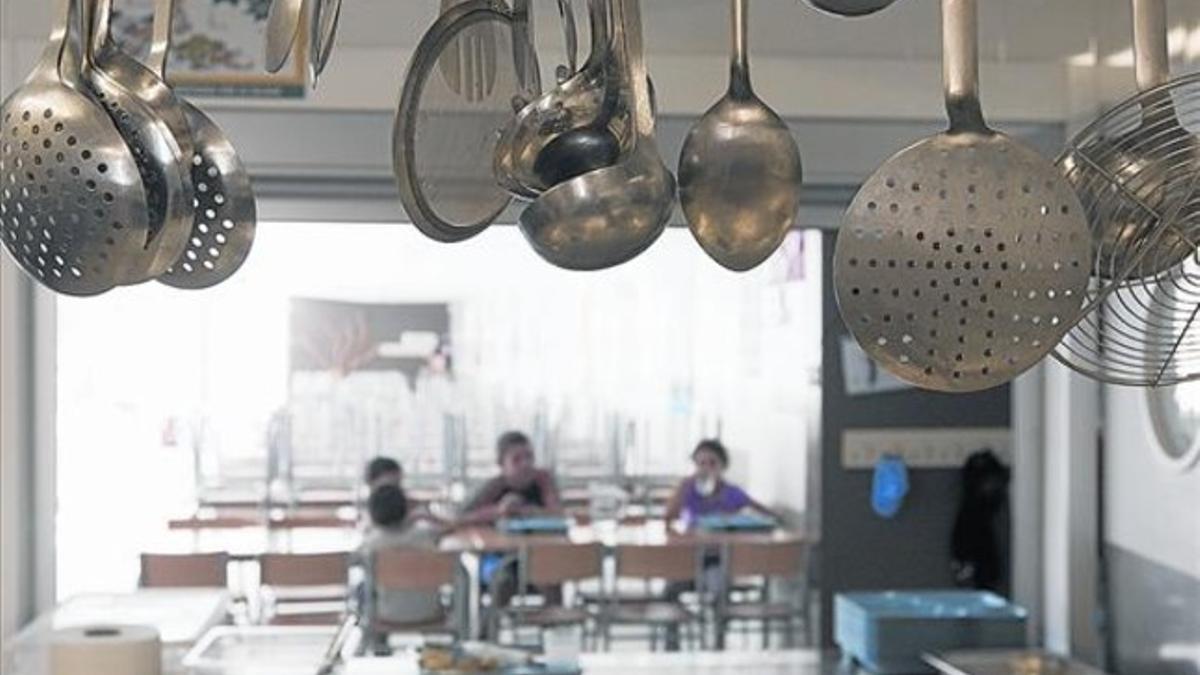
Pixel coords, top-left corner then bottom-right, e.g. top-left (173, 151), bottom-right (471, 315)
top-left (1132, 0), bottom-right (1169, 90)
top-left (586, 0), bottom-right (609, 62)
top-left (942, 0), bottom-right (986, 132)
top-left (89, 0), bottom-right (115, 63)
top-left (147, 0), bottom-right (177, 78)
top-left (557, 0), bottom-right (578, 75)
top-left (613, 0), bottom-right (654, 136)
top-left (41, 0), bottom-right (74, 81)
top-left (729, 0), bottom-right (751, 98)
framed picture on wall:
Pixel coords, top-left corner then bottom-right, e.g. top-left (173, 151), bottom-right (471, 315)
top-left (112, 0), bottom-right (307, 98)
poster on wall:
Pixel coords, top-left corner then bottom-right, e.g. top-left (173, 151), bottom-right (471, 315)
top-left (112, 0), bottom-right (306, 98)
top-left (840, 336), bottom-right (912, 396)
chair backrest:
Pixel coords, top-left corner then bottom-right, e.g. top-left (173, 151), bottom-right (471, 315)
top-left (524, 543), bottom-right (603, 586)
top-left (727, 541), bottom-right (806, 579)
top-left (615, 543), bottom-right (700, 582)
top-left (260, 552), bottom-right (350, 587)
top-left (373, 549), bottom-right (458, 591)
top-left (140, 552), bottom-right (229, 588)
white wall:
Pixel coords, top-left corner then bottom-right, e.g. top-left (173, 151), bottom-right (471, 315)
top-left (1105, 387), bottom-right (1200, 579)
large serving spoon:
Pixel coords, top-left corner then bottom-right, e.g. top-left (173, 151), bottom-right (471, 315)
top-left (0, 0), bottom-right (150, 295)
top-left (495, 0), bottom-right (623, 199)
top-left (266, 0), bottom-right (305, 73)
top-left (806, 0), bottom-right (898, 17)
top-left (1057, 0), bottom-right (1200, 280)
top-left (678, 0), bottom-right (803, 272)
top-left (519, 0), bottom-right (674, 271)
top-left (833, 0), bottom-right (1092, 392)
top-left (145, 0), bottom-right (257, 289)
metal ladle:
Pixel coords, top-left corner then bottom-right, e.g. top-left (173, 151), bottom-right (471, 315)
top-left (518, 0), bottom-right (674, 271)
top-left (495, 0), bottom-right (622, 198)
top-left (1058, 0), bottom-right (1200, 280)
top-left (678, 0), bottom-right (803, 272)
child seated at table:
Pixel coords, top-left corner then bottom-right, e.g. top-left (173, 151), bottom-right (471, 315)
top-left (359, 484), bottom-right (455, 653)
top-left (665, 439), bottom-right (779, 527)
top-left (459, 431), bottom-right (563, 525)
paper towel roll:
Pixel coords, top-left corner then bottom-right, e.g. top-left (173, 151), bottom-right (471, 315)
top-left (50, 625), bottom-right (162, 675)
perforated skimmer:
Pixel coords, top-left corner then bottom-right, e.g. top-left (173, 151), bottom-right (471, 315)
top-left (833, 0), bottom-right (1092, 392)
top-left (85, 0), bottom-right (195, 283)
top-left (0, 0), bottom-right (150, 295)
top-left (146, 0), bottom-right (257, 289)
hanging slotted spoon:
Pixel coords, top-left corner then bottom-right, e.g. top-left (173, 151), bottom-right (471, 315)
top-left (145, 0), bottom-right (257, 289)
top-left (438, 0), bottom-right (500, 103)
top-left (85, 0), bottom-right (195, 283)
top-left (0, 0), bottom-right (149, 295)
top-left (678, 0), bottom-right (803, 272)
top-left (833, 0), bottom-right (1092, 392)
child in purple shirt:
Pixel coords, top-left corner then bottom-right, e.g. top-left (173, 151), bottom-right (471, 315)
top-left (665, 439), bottom-right (778, 527)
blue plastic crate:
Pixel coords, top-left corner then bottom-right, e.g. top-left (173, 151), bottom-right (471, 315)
top-left (834, 590), bottom-right (1028, 674)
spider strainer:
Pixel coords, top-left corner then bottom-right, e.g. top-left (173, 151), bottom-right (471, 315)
top-left (85, 0), bottom-right (195, 283)
top-left (1057, 0), bottom-right (1200, 282)
top-left (1050, 0), bottom-right (1200, 387)
top-left (833, 0), bottom-right (1092, 392)
top-left (0, 0), bottom-right (150, 296)
top-left (145, 0), bottom-right (257, 289)
top-left (393, 0), bottom-right (540, 242)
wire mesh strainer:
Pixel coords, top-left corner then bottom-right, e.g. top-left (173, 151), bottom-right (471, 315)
top-left (1053, 0), bottom-right (1200, 386)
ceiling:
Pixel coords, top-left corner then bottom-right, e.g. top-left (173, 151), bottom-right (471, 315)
top-left (0, 0), bottom-right (1189, 65)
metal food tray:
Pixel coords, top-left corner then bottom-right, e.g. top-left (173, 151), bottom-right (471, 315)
top-left (183, 625), bottom-right (338, 675)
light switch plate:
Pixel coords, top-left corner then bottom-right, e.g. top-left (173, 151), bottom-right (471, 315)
top-left (841, 427), bottom-right (1012, 469)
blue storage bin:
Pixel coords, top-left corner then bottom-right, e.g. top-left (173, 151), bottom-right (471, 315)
top-left (834, 590), bottom-right (1028, 674)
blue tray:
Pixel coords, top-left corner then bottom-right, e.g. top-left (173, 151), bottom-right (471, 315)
top-left (835, 590), bottom-right (1028, 674)
top-left (696, 513), bottom-right (777, 532)
top-left (497, 517), bottom-right (571, 535)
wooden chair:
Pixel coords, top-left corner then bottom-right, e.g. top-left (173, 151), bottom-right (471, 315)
top-left (716, 541), bottom-right (808, 649)
top-left (259, 552), bottom-right (350, 625)
top-left (366, 549), bottom-right (460, 647)
top-left (500, 543), bottom-right (603, 645)
top-left (140, 552), bottom-right (229, 588)
top-left (603, 543), bottom-right (704, 651)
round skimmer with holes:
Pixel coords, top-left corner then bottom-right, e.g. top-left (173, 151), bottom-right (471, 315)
top-left (0, 0), bottom-right (150, 296)
top-left (158, 106), bottom-right (256, 289)
top-left (835, 133), bottom-right (1092, 391)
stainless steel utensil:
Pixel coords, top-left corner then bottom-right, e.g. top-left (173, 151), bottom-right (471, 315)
top-left (806, 0), bottom-right (897, 17)
top-left (519, 0), bottom-right (675, 271)
top-left (86, 0), bottom-right (195, 283)
top-left (266, 0), bottom-right (305, 73)
top-left (309, 0), bottom-right (342, 86)
top-left (495, 0), bottom-right (623, 199)
top-left (833, 0), bottom-right (1091, 392)
top-left (557, 0), bottom-right (580, 80)
top-left (678, 0), bottom-right (803, 272)
top-left (1051, 2), bottom-right (1200, 387)
top-left (394, 0), bottom-right (541, 242)
top-left (146, 0), bottom-right (257, 289)
top-left (0, 0), bottom-right (150, 295)
top-left (438, 0), bottom-right (500, 103)
top-left (1058, 0), bottom-right (1199, 281)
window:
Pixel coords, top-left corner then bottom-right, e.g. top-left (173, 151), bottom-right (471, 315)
top-left (1148, 380), bottom-right (1200, 471)
top-left (55, 222), bottom-right (823, 597)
